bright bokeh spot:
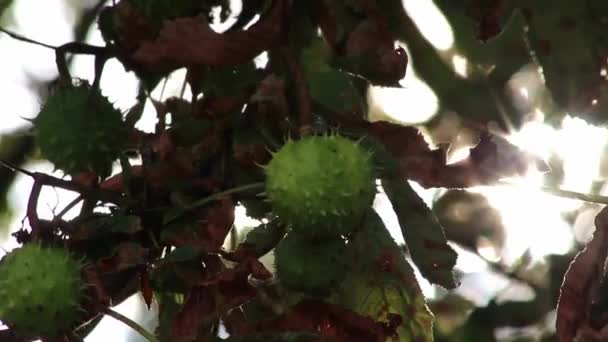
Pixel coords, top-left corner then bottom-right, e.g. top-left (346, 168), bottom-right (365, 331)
top-left (368, 71), bottom-right (439, 124)
top-left (452, 54), bottom-right (468, 78)
top-left (402, 0), bottom-right (454, 51)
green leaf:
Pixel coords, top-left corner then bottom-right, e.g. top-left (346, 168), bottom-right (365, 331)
top-left (0, 0), bottom-right (12, 18)
top-left (300, 38), bottom-right (365, 114)
top-left (309, 71), bottom-right (365, 113)
top-left (164, 245), bottom-right (202, 263)
top-left (240, 219), bottom-right (286, 256)
top-left (382, 178), bottom-right (458, 289)
top-left (339, 210), bottom-right (434, 342)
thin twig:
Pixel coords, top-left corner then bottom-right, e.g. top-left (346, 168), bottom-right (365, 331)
top-left (52, 195), bottom-right (84, 223)
top-left (164, 182), bottom-right (266, 224)
top-left (0, 159), bottom-right (34, 177)
top-left (282, 48), bottom-right (312, 137)
top-left (0, 27), bottom-right (57, 49)
top-left (103, 307), bottom-right (159, 342)
top-left (35, 172), bottom-right (125, 205)
top-left (26, 179), bottom-right (43, 238)
top-left (498, 180), bottom-right (608, 205)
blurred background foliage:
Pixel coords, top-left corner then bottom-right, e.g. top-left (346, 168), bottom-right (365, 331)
top-left (1, 0), bottom-right (608, 341)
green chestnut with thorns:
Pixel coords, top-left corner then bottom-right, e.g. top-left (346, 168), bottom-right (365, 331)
top-left (264, 135), bottom-right (376, 238)
top-left (34, 82), bottom-right (127, 177)
top-left (0, 244), bottom-right (86, 337)
top-left (274, 232), bottom-right (348, 295)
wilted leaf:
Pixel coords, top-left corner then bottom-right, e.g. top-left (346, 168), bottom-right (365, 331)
top-left (139, 270), bottom-right (154, 310)
top-left (96, 242), bottom-right (148, 273)
top-left (556, 206), bottom-right (608, 341)
top-left (151, 259), bottom-right (204, 292)
top-left (161, 196), bottom-right (235, 252)
top-left (201, 197), bottom-right (236, 252)
top-left (164, 245), bottom-right (203, 263)
top-left (172, 287), bottom-right (216, 342)
top-left (133, 0), bottom-right (286, 70)
top-left (216, 331), bottom-right (320, 342)
top-left (156, 292), bottom-right (184, 342)
top-left (382, 178), bottom-right (458, 289)
top-left (240, 300), bottom-right (389, 342)
top-left (339, 210), bottom-right (434, 342)
top-left (202, 256), bottom-right (272, 314)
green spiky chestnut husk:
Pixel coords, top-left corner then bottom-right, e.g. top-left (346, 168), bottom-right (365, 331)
top-left (274, 232), bottom-right (348, 295)
top-left (34, 82), bottom-right (127, 177)
top-left (0, 244), bottom-right (85, 337)
top-left (265, 135), bottom-right (375, 238)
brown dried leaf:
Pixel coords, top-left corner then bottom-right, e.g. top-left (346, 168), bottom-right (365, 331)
top-left (96, 242), bottom-right (148, 273)
top-left (365, 121), bottom-right (543, 188)
top-left (240, 300), bottom-right (390, 342)
top-left (557, 206), bottom-right (608, 342)
top-left (198, 197), bottom-right (235, 252)
top-left (140, 270), bottom-right (154, 310)
top-left (401, 132), bottom-right (541, 188)
top-left (133, 0), bottom-right (286, 70)
top-left (171, 287), bottom-right (216, 342)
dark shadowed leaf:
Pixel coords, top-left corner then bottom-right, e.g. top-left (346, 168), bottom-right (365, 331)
top-left (524, 0), bottom-right (608, 124)
top-left (96, 242), bottom-right (148, 273)
top-left (71, 214), bottom-right (143, 241)
top-left (156, 292), bottom-right (184, 342)
top-left (433, 1), bottom-right (529, 82)
top-left (232, 219), bottom-right (286, 259)
top-left (216, 331), bottom-right (320, 342)
top-left (133, 0), bottom-right (286, 70)
top-left (200, 62), bottom-right (260, 97)
top-left (382, 178), bottom-right (458, 289)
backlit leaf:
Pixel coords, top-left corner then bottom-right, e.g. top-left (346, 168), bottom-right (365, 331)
top-left (339, 210), bottom-right (434, 342)
top-left (382, 178), bottom-right (458, 289)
